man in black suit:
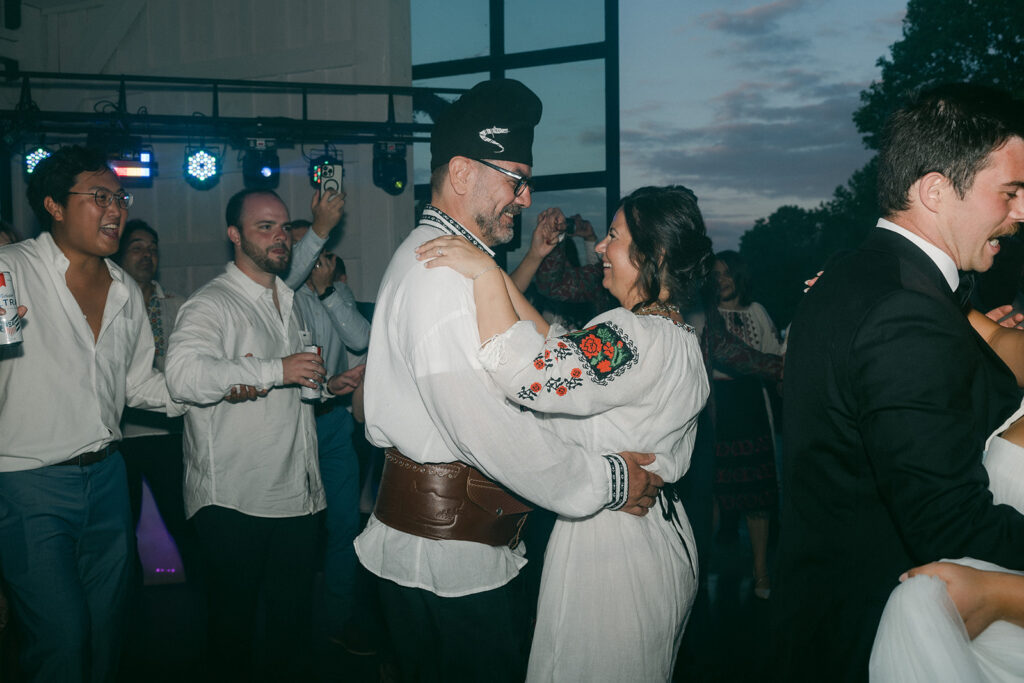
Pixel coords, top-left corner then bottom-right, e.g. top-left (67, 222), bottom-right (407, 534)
top-left (774, 83), bottom-right (1024, 681)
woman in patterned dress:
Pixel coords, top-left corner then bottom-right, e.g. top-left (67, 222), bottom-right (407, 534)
top-left (710, 249), bottom-right (783, 599)
top-left (416, 185), bottom-right (714, 682)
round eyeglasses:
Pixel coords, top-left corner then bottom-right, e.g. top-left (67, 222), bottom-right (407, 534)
top-left (67, 188), bottom-right (134, 210)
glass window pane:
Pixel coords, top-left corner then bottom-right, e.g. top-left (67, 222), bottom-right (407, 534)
top-left (507, 61), bottom-right (606, 176)
top-left (505, 0), bottom-right (605, 54)
top-left (412, 0), bottom-right (490, 64)
top-left (412, 73), bottom-right (488, 186)
top-left (501, 187), bottom-right (608, 274)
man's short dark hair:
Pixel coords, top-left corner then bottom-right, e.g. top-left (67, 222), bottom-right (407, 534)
top-left (116, 219), bottom-right (158, 264)
top-left (26, 146), bottom-right (112, 232)
top-left (878, 83), bottom-right (1024, 216)
top-left (225, 188), bottom-right (284, 229)
top-left (430, 165), bottom-right (449, 196)
top-left (287, 219), bottom-right (312, 231)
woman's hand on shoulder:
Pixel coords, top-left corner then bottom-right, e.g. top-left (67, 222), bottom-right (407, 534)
top-left (416, 235), bottom-right (497, 280)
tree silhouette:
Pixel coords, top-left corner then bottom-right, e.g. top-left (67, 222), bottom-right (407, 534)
top-left (739, 0), bottom-right (1024, 327)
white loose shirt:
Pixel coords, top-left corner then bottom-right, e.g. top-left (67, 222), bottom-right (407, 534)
top-left (165, 262), bottom-right (324, 519)
top-left (356, 205), bottom-right (620, 597)
top-left (0, 233), bottom-right (183, 471)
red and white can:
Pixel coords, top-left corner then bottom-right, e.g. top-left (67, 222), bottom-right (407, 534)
top-left (0, 271), bottom-right (23, 345)
top-left (300, 344), bottom-right (322, 401)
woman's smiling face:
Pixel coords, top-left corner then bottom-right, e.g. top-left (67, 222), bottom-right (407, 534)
top-left (595, 209), bottom-right (642, 308)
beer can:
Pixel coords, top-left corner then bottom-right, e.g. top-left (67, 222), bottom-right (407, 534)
top-left (0, 271), bottom-right (23, 345)
top-left (300, 344), bottom-right (322, 401)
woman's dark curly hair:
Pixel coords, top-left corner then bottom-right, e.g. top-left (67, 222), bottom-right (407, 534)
top-left (619, 185), bottom-right (714, 313)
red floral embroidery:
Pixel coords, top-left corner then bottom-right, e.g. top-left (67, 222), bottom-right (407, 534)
top-left (579, 334), bottom-right (603, 358)
top-left (557, 342), bottom-right (568, 349)
top-left (555, 386), bottom-right (568, 396)
top-left (534, 358), bottom-right (545, 370)
top-left (544, 349), bottom-right (551, 359)
top-left (603, 342), bottom-right (615, 358)
top-left (597, 359), bottom-right (612, 373)
top-left (530, 382), bottom-right (542, 393)
top-left (570, 368), bottom-right (582, 379)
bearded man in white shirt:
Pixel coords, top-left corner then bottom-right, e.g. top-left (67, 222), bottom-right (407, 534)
top-left (0, 146), bottom-right (185, 683)
top-left (357, 78), bottom-right (664, 682)
top-left (165, 188), bottom-right (352, 682)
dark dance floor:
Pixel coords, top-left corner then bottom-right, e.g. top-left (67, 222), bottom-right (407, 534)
top-left (0, 493), bottom-right (773, 682)
top-left (113, 512), bottom-right (773, 682)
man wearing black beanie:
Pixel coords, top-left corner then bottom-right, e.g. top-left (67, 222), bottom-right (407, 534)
top-left (355, 78), bottom-right (662, 681)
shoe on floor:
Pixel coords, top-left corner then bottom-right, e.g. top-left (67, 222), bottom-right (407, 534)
top-left (754, 576), bottom-right (771, 600)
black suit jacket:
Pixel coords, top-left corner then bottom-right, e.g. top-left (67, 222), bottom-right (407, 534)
top-left (773, 228), bottom-right (1024, 681)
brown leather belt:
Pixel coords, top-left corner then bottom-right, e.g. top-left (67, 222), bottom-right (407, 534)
top-left (55, 443), bottom-right (119, 467)
top-left (373, 448), bottom-right (533, 548)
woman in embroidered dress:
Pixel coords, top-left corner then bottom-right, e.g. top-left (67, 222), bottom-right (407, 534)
top-left (416, 185), bottom-right (713, 683)
top-left (711, 250), bottom-right (782, 599)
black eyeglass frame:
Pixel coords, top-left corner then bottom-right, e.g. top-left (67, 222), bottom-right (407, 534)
top-left (67, 189), bottom-right (134, 210)
top-left (472, 158), bottom-right (534, 197)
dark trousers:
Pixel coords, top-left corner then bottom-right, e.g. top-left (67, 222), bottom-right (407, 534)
top-left (315, 407), bottom-right (361, 634)
top-left (0, 454), bottom-right (133, 683)
top-left (378, 576), bottom-right (529, 683)
top-left (120, 433), bottom-right (200, 580)
top-left (192, 506), bottom-right (318, 683)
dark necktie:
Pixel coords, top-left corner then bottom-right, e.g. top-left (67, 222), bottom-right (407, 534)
top-left (954, 273), bottom-right (974, 313)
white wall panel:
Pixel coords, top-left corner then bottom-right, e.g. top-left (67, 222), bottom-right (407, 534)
top-left (7, 0), bottom-right (413, 302)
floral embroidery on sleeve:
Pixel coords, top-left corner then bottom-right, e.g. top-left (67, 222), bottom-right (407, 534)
top-left (515, 321), bottom-right (638, 400)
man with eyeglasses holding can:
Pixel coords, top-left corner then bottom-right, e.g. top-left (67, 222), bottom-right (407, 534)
top-left (0, 145), bottom-right (185, 683)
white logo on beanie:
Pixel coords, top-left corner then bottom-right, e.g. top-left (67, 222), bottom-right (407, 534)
top-left (479, 127), bottom-right (510, 153)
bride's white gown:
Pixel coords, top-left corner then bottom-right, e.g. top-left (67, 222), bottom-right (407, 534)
top-left (869, 424), bottom-right (1024, 682)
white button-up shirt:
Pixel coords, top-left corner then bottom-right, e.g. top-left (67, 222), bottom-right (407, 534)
top-left (0, 232), bottom-right (183, 471)
top-left (165, 262), bottom-right (324, 519)
top-left (356, 205), bottom-right (619, 597)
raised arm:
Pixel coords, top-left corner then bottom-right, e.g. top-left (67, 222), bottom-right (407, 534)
top-left (509, 207), bottom-right (567, 292)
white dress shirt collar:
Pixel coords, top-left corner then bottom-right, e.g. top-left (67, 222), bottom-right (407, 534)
top-left (876, 218), bottom-right (960, 292)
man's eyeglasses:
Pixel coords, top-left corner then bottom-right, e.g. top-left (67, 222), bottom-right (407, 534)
top-left (473, 159), bottom-right (534, 197)
top-left (67, 188), bottom-right (134, 210)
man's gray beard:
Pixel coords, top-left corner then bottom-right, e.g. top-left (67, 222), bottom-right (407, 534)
top-left (474, 204), bottom-right (520, 246)
top-left (240, 235), bottom-right (291, 275)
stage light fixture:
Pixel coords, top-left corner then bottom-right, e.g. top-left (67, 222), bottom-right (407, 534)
top-left (373, 142), bottom-right (407, 196)
top-left (108, 146), bottom-right (158, 188)
top-left (24, 146), bottom-right (52, 179)
top-left (184, 147), bottom-right (221, 190)
top-left (242, 141), bottom-right (279, 190)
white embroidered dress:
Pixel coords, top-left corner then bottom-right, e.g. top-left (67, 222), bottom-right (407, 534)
top-left (480, 307), bottom-right (709, 683)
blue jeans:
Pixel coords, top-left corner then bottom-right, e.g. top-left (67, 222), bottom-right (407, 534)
top-left (0, 453), bottom-right (133, 682)
top-left (316, 406), bottom-right (361, 633)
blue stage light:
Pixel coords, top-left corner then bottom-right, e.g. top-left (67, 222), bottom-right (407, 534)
top-left (184, 148), bottom-right (221, 189)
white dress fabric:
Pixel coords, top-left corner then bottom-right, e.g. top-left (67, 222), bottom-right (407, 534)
top-left (870, 433), bottom-right (1024, 682)
top-left (480, 307), bottom-right (710, 683)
